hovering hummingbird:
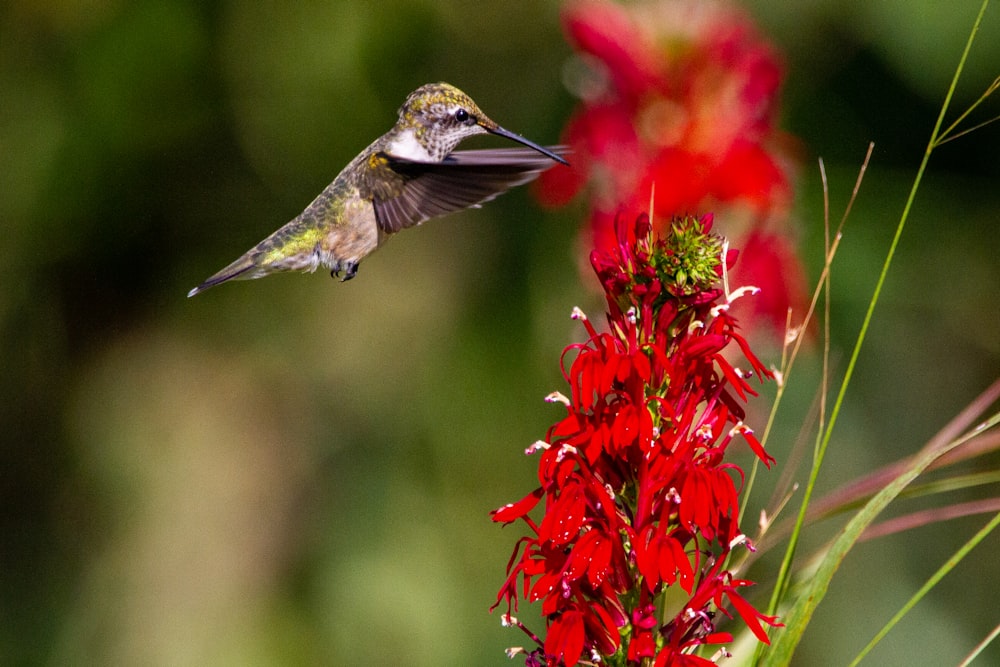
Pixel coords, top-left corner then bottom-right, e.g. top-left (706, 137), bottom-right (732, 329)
top-left (187, 82), bottom-right (567, 297)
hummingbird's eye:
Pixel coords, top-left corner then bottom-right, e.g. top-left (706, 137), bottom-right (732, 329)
top-left (454, 108), bottom-right (470, 123)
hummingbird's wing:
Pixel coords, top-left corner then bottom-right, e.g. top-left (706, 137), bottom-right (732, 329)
top-left (369, 147), bottom-right (567, 234)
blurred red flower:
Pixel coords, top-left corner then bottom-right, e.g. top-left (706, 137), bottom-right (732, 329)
top-left (539, 0), bottom-right (808, 334)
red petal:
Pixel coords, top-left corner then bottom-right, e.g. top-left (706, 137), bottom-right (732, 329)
top-left (491, 487), bottom-right (544, 524)
top-left (545, 609), bottom-right (586, 667)
top-left (725, 589), bottom-right (777, 644)
top-left (539, 483), bottom-right (587, 545)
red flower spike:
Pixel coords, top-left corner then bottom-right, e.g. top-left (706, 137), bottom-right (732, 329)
top-left (494, 210), bottom-right (778, 665)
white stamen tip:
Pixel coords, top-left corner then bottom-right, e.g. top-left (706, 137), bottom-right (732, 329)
top-left (555, 444), bottom-right (578, 461)
top-left (525, 440), bottom-right (550, 454)
top-left (545, 391), bottom-right (571, 406)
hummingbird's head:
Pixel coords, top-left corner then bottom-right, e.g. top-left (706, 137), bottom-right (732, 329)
top-left (395, 83), bottom-right (567, 164)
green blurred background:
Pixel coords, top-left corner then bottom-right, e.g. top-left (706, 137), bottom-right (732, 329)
top-left (2, 1), bottom-right (999, 665)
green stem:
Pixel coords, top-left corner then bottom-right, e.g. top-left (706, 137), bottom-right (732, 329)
top-left (761, 0), bottom-right (991, 655)
top-left (847, 509), bottom-right (1000, 667)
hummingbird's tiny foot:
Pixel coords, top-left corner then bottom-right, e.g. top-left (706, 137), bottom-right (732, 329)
top-left (341, 261), bottom-right (359, 281)
top-left (329, 261), bottom-right (359, 282)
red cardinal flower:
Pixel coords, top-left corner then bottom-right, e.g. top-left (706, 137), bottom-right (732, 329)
top-left (537, 0), bottom-right (808, 335)
top-left (493, 213), bottom-right (780, 665)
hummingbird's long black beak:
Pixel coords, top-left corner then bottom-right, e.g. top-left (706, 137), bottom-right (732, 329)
top-left (488, 125), bottom-right (569, 165)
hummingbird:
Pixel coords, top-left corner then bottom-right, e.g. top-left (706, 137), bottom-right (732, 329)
top-left (187, 82), bottom-right (567, 297)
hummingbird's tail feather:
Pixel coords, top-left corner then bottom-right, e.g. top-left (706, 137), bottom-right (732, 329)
top-left (187, 257), bottom-right (258, 298)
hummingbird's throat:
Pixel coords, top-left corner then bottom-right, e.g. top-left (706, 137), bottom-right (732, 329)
top-left (385, 128), bottom-right (437, 161)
